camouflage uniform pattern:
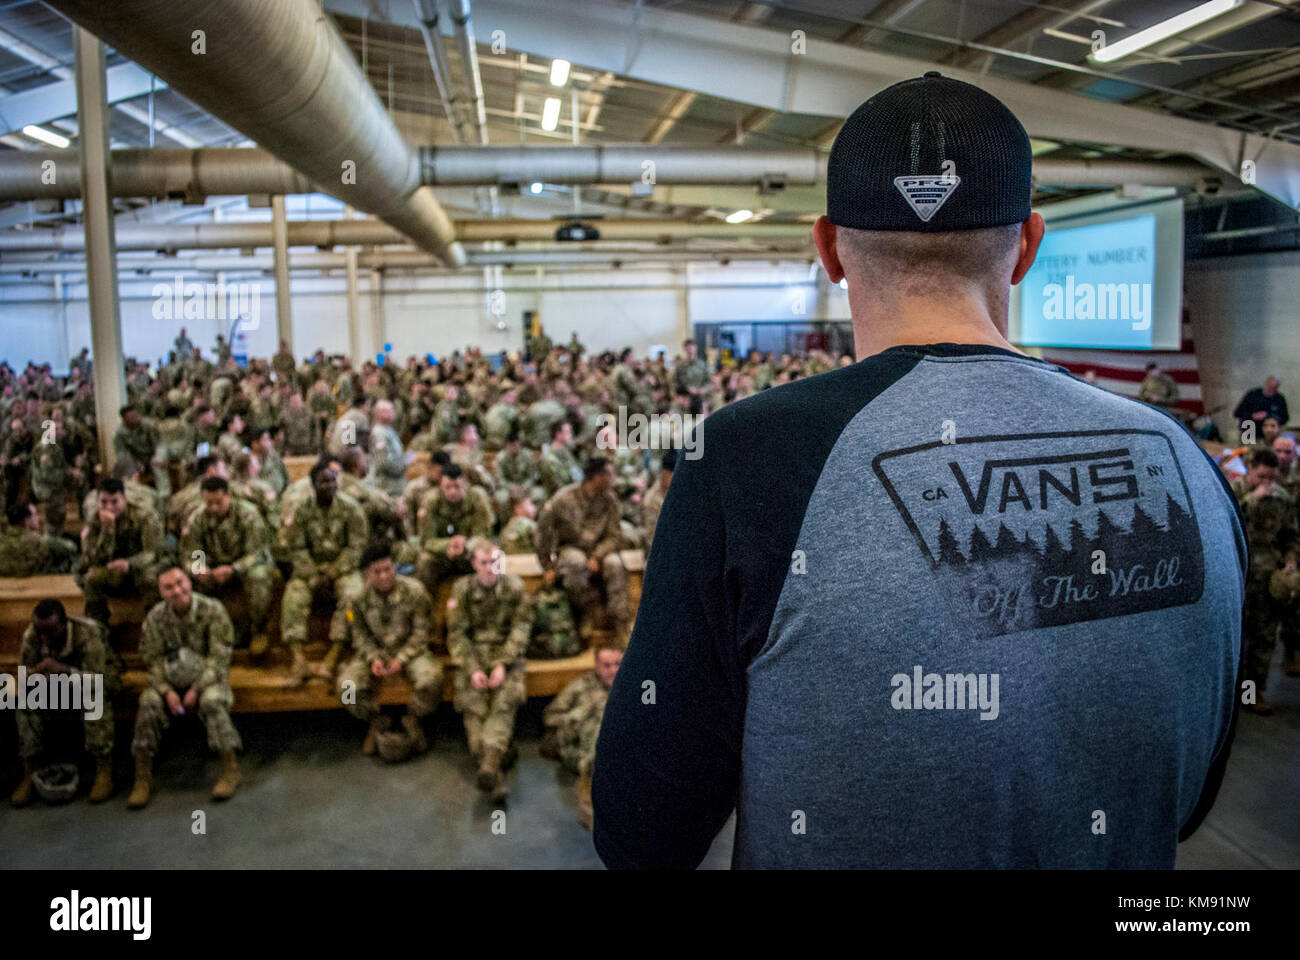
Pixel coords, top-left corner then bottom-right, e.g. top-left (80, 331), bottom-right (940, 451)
top-left (446, 573), bottom-right (534, 753)
top-left (17, 616), bottom-right (121, 759)
top-left (414, 486), bottom-right (493, 589)
top-left (537, 483), bottom-right (630, 632)
top-left (368, 423), bottom-right (409, 498)
top-left (278, 493), bottom-right (368, 646)
top-left (0, 525), bottom-right (77, 576)
top-left (1232, 477), bottom-right (1296, 692)
top-left (77, 499), bottom-right (164, 624)
top-left (526, 584), bottom-right (580, 659)
top-left (538, 444), bottom-right (582, 498)
top-left (542, 671), bottom-right (608, 774)
top-left (338, 575), bottom-right (442, 719)
top-left (179, 498), bottom-right (276, 632)
top-left (499, 515), bottom-right (538, 555)
top-left (30, 437), bottom-right (72, 534)
top-left (132, 594), bottom-right (241, 753)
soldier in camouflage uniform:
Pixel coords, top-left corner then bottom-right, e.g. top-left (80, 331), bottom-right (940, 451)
top-left (414, 464), bottom-right (493, 593)
top-left (253, 429), bottom-right (289, 497)
top-left (278, 462), bottom-right (368, 684)
top-left (77, 477), bottom-right (164, 626)
top-left (542, 641), bottom-right (622, 828)
top-left (128, 567), bottom-right (241, 808)
top-left (0, 502), bottom-right (77, 576)
top-left (401, 451), bottom-right (449, 536)
top-left (153, 405), bottom-right (195, 499)
top-left (447, 541), bottom-right (535, 802)
top-left (1272, 434), bottom-right (1300, 676)
top-left (29, 413), bottom-right (75, 536)
top-left (338, 544), bottom-right (442, 754)
top-left (640, 448), bottom-right (675, 555)
top-left (526, 581), bottom-right (579, 659)
top-left (672, 338), bottom-right (711, 403)
top-left (1139, 364), bottom-right (1179, 409)
top-left (481, 389), bottom-right (520, 452)
top-left (282, 392), bottom-right (318, 456)
top-left (113, 406), bottom-right (159, 482)
top-left (367, 400), bottom-right (409, 498)
top-left (1, 415), bottom-right (34, 508)
top-left (10, 599), bottom-right (121, 806)
top-left (180, 477), bottom-right (276, 654)
top-left (1231, 447), bottom-right (1296, 714)
top-left (493, 432), bottom-right (542, 520)
top-left (538, 420), bottom-right (583, 499)
top-left (500, 489), bottom-right (539, 555)
top-left (338, 448), bottom-right (401, 545)
top-left (537, 459), bottom-right (630, 642)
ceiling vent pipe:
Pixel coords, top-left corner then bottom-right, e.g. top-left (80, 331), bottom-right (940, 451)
top-left (45, 0), bottom-right (466, 266)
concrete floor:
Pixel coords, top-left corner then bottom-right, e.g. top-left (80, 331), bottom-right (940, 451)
top-left (0, 662), bottom-right (1295, 870)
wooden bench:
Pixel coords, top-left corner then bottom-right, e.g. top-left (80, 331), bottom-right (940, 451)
top-left (284, 451), bottom-right (432, 484)
top-left (0, 551), bottom-right (645, 713)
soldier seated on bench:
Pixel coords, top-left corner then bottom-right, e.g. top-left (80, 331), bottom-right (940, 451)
top-left (0, 501), bottom-right (77, 576)
top-left (127, 566), bottom-right (241, 809)
top-left (180, 477), bottom-right (276, 656)
top-left (338, 543), bottom-right (442, 756)
top-left (76, 477), bottom-right (163, 626)
top-left (536, 457), bottom-right (631, 644)
top-left (278, 459), bottom-right (368, 685)
top-left (10, 599), bottom-right (121, 807)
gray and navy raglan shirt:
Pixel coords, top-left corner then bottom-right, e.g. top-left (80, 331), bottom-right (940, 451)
top-left (592, 343), bottom-right (1246, 869)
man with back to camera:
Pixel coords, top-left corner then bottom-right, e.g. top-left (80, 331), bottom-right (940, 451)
top-left (592, 73), bottom-right (1247, 869)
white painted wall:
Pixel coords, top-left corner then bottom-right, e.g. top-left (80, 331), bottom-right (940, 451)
top-left (0, 261), bottom-right (846, 371)
top-left (1184, 249), bottom-right (1300, 431)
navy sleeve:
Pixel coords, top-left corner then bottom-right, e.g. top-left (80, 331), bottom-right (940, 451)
top-left (591, 409), bottom-right (742, 869)
top-left (592, 352), bottom-right (922, 868)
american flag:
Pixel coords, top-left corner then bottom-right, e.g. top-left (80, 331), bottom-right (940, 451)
top-left (1042, 308), bottom-right (1203, 416)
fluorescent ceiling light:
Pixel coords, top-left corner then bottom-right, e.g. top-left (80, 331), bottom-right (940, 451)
top-left (838, 278), bottom-right (848, 290)
top-left (549, 58), bottom-right (571, 87)
top-left (541, 97), bottom-right (561, 131)
top-left (724, 209), bottom-right (753, 224)
top-left (529, 181), bottom-right (544, 194)
top-left (22, 124), bottom-right (69, 148)
top-left (1090, 0), bottom-right (1242, 64)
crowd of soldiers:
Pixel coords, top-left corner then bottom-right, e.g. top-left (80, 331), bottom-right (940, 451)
top-left (2, 325), bottom-right (844, 820)
top-left (6, 327), bottom-right (1292, 822)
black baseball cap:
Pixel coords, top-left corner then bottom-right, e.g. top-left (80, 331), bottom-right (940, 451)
top-left (827, 71), bottom-right (1032, 232)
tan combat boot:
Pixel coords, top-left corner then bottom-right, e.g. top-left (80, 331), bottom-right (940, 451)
top-left (285, 647), bottom-right (312, 687)
top-left (401, 713), bottom-right (428, 754)
top-left (248, 632), bottom-right (270, 658)
top-left (363, 716), bottom-right (388, 756)
top-left (211, 750), bottom-right (241, 801)
top-left (575, 761), bottom-right (594, 832)
top-left (126, 752), bottom-right (153, 809)
top-left (490, 775), bottom-right (509, 805)
top-left (314, 643), bottom-right (342, 681)
top-left (10, 757), bottom-right (37, 807)
top-left (477, 746), bottom-right (504, 792)
top-left (88, 756), bottom-right (113, 804)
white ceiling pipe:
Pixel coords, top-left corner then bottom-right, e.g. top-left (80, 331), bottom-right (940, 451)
top-left (45, 0), bottom-right (465, 266)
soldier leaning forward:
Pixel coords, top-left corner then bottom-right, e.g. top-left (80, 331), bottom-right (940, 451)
top-left (338, 544), bottom-right (443, 755)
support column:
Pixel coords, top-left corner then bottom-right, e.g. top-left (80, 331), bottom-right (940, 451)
top-left (368, 268), bottom-right (384, 364)
top-left (677, 263), bottom-right (692, 344)
top-left (271, 194), bottom-right (293, 354)
top-left (343, 205), bottom-right (362, 363)
top-left (74, 28), bottom-right (124, 469)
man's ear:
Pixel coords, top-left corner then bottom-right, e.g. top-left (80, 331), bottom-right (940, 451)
top-left (813, 216), bottom-right (845, 284)
top-left (1010, 212), bottom-right (1045, 285)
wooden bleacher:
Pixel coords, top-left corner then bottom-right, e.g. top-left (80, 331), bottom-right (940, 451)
top-left (0, 550), bottom-right (644, 713)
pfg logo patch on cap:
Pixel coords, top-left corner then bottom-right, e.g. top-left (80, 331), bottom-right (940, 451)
top-left (894, 175), bottom-right (961, 222)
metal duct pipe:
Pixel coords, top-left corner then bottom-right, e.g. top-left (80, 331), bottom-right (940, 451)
top-left (422, 146), bottom-right (827, 186)
top-left (0, 218), bottom-right (813, 253)
top-left (0, 148), bottom-right (316, 201)
top-left (412, 0), bottom-right (470, 144)
top-left (449, 0), bottom-right (489, 146)
top-left (0, 148), bottom-right (1213, 200)
top-left (45, 0), bottom-right (465, 266)
top-left (1031, 158), bottom-right (1215, 189)
top-left (0, 247), bottom-right (819, 274)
